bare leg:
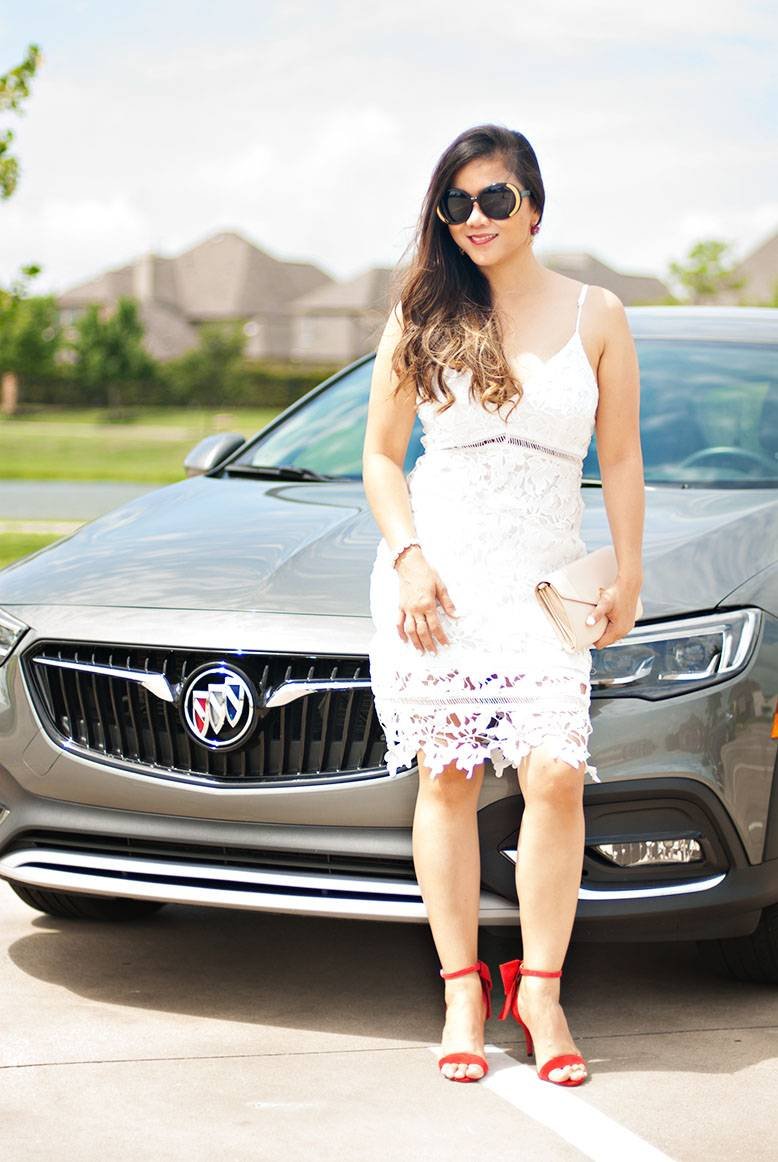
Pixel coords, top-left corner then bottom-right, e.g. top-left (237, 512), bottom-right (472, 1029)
top-left (412, 744), bottom-right (486, 1080)
top-left (514, 742), bottom-right (588, 1082)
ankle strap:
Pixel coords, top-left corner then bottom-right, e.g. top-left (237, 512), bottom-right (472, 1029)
top-left (520, 966), bottom-right (562, 978)
top-left (440, 961), bottom-right (482, 980)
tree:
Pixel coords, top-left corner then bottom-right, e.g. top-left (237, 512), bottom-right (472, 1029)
top-left (1, 43), bottom-right (45, 413)
top-left (161, 321), bottom-right (248, 408)
top-left (667, 240), bottom-right (746, 304)
top-left (0, 264), bottom-right (60, 415)
top-left (70, 297), bottom-right (156, 412)
top-left (0, 43), bottom-right (42, 200)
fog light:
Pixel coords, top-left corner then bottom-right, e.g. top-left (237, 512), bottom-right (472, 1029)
top-left (499, 836), bottom-right (704, 867)
top-left (594, 838), bottom-right (703, 866)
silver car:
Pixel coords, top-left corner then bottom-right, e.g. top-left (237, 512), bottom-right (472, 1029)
top-left (1, 305), bottom-right (776, 982)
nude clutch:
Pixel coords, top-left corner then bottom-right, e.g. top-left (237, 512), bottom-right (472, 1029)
top-left (534, 545), bottom-right (644, 652)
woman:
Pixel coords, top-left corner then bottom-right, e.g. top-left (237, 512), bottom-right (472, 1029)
top-left (362, 123), bottom-right (644, 1087)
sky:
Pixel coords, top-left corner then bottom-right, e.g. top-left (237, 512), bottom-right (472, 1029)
top-left (1, 0), bottom-right (776, 295)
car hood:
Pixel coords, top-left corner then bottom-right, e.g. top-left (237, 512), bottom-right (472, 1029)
top-left (0, 475), bottom-right (775, 618)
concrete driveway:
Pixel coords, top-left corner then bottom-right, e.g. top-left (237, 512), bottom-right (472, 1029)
top-left (1, 888), bottom-right (775, 1162)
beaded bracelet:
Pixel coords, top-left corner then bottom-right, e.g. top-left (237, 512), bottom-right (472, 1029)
top-left (391, 539), bottom-right (422, 569)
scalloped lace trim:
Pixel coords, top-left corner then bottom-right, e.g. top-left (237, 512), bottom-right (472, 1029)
top-left (371, 667), bottom-right (598, 782)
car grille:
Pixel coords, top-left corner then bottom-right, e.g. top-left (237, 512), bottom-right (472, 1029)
top-left (22, 641), bottom-right (393, 786)
top-left (2, 830), bottom-right (417, 882)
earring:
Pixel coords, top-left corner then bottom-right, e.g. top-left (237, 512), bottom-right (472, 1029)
top-left (530, 222), bottom-right (540, 235)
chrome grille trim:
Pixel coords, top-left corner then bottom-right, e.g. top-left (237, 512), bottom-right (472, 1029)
top-left (0, 848), bottom-right (516, 923)
top-left (0, 846), bottom-right (730, 918)
top-left (33, 655), bottom-right (178, 703)
top-left (21, 641), bottom-right (391, 787)
top-left (3, 829), bottom-right (417, 881)
top-left (265, 677), bottom-right (373, 708)
top-left (30, 655), bottom-right (373, 710)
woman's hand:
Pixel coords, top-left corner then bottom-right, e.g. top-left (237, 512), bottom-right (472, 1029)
top-left (395, 546), bottom-right (458, 654)
top-left (587, 575), bottom-right (643, 650)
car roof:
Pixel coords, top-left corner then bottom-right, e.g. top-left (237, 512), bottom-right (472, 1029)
top-left (625, 305), bottom-right (778, 343)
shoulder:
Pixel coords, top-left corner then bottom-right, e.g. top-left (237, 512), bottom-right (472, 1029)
top-left (582, 285), bottom-right (633, 361)
top-left (582, 286), bottom-right (639, 396)
top-left (582, 282), bottom-right (622, 311)
top-left (552, 273), bottom-right (623, 322)
top-left (584, 284), bottom-right (628, 328)
top-left (575, 284), bottom-right (636, 378)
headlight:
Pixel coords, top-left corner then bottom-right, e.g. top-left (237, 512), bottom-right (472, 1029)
top-left (591, 608), bottom-right (761, 700)
top-left (0, 608), bottom-right (30, 666)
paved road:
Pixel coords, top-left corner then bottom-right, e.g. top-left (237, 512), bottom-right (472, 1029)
top-left (0, 481), bottom-right (158, 522)
top-left (0, 889), bottom-right (775, 1161)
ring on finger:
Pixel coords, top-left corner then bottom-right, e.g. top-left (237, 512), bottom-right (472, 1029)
top-left (413, 615), bottom-right (430, 650)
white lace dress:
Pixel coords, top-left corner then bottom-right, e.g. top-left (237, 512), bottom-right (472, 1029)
top-left (368, 283), bottom-right (600, 782)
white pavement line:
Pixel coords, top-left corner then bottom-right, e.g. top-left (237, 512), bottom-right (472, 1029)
top-left (429, 1044), bottom-right (678, 1162)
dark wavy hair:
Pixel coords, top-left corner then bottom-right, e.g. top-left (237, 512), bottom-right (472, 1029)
top-left (389, 123), bottom-right (545, 416)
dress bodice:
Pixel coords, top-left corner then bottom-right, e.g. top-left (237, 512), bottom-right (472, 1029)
top-left (414, 284), bottom-right (598, 463)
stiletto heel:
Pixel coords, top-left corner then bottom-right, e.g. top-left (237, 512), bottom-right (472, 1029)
top-left (498, 959), bottom-right (588, 1086)
top-left (437, 959), bottom-right (493, 1082)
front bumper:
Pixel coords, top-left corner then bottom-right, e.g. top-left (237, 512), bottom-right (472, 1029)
top-left (0, 781), bottom-right (776, 939)
top-left (1, 605), bottom-right (777, 940)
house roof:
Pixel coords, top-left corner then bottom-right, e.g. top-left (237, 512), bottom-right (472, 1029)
top-left (289, 266), bottom-right (402, 314)
top-left (540, 250), bottom-right (669, 303)
top-left (171, 231), bottom-right (333, 319)
top-left (732, 232), bottom-right (778, 300)
top-left (57, 231), bottom-right (335, 320)
top-left (289, 252), bottom-right (670, 314)
top-left (137, 301), bottom-right (200, 361)
top-left (58, 263), bottom-right (135, 308)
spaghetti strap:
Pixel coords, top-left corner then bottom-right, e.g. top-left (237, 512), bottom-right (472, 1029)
top-left (574, 283), bottom-right (589, 335)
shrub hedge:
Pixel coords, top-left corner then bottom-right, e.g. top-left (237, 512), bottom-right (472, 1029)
top-left (17, 358), bottom-right (342, 410)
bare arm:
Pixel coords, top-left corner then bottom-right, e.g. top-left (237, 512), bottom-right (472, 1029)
top-left (362, 303), bottom-right (419, 551)
top-left (587, 288), bottom-right (645, 648)
top-left (362, 305), bottom-right (458, 654)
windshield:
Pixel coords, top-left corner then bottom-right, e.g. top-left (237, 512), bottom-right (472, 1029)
top-left (229, 340), bottom-right (778, 487)
top-left (230, 360), bottom-right (401, 478)
top-left (607, 340), bottom-right (777, 486)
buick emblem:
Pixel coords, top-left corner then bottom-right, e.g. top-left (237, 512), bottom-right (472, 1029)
top-left (181, 663), bottom-right (259, 751)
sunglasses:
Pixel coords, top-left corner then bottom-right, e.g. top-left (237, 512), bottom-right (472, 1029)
top-left (435, 181), bottom-right (531, 225)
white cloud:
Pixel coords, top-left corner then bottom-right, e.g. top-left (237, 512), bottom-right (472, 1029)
top-left (0, 2), bottom-right (774, 293)
top-left (504, 0), bottom-right (774, 42)
top-left (3, 197), bottom-right (150, 290)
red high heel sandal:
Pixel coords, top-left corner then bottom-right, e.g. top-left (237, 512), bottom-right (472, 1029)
top-left (437, 959), bottom-right (493, 1082)
top-left (498, 959), bottom-right (589, 1086)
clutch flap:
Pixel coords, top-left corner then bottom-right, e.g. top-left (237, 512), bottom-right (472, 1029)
top-left (537, 545), bottom-right (618, 606)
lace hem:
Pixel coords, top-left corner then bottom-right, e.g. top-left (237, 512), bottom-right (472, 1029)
top-left (379, 715), bottom-right (599, 782)
top-left (369, 657), bottom-right (596, 780)
top-left (373, 696), bottom-right (598, 782)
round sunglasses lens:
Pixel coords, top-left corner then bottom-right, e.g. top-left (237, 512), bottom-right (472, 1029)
top-left (442, 191), bottom-right (471, 224)
top-left (479, 185), bottom-right (517, 219)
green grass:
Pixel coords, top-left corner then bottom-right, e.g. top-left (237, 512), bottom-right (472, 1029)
top-left (0, 406), bottom-right (282, 482)
top-left (0, 532), bottom-right (63, 570)
top-left (0, 406), bottom-right (281, 427)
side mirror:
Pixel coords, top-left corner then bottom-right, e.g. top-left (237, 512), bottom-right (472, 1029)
top-left (183, 433), bottom-right (246, 477)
